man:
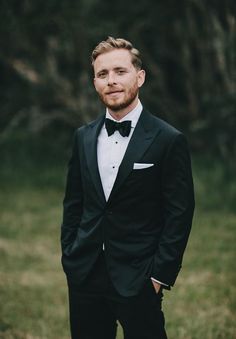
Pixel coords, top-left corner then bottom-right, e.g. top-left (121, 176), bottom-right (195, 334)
top-left (61, 37), bottom-right (195, 339)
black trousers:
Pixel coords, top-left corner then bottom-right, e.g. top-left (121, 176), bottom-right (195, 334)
top-left (67, 253), bottom-right (168, 339)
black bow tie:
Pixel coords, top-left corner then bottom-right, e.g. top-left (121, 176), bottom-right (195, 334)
top-left (105, 118), bottom-right (132, 137)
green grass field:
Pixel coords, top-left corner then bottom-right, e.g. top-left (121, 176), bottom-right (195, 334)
top-left (0, 136), bottom-right (235, 338)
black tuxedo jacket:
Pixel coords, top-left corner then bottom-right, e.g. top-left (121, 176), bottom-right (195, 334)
top-left (61, 109), bottom-right (195, 296)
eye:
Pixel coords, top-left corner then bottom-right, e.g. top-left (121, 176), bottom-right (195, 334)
top-left (117, 69), bottom-right (126, 75)
top-left (97, 72), bottom-right (107, 79)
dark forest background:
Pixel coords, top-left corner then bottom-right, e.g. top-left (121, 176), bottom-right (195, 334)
top-left (0, 1), bottom-right (236, 338)
top-left (0, 0), bottom-right (235, 162)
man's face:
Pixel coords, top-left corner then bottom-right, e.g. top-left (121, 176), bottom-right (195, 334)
top-left (93, 49), bottom-right (145, 115)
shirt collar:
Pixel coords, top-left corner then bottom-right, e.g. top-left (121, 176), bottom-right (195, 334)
top-left (105, 100), bottom-right (143, 128)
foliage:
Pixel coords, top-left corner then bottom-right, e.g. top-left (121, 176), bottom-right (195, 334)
top-left (0, 141), bottom-right (235, 338)
top-left (0, 0), bottom-right (235, 158)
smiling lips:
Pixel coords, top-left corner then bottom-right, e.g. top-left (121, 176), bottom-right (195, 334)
top-left (106, 90), bottom-right (123, 96)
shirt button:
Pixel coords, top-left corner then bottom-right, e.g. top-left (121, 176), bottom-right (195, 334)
top-left (112, 166), bottom-right (115, 169)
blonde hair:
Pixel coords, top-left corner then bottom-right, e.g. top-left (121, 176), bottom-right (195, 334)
top-left (91, 36), bottom-right (142, 70)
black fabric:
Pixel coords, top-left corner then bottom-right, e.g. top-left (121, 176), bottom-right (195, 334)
top-left (61, 109), bottom-right (195, 296)
top-left (105, 118), bottom-right (131, 137)
top-left (67, 253), bottom-right (167, 339)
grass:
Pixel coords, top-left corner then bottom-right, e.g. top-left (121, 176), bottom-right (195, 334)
top-left (0, 135), bottom-right (235, 338)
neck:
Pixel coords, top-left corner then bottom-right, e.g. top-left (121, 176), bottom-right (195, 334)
top-left (108, 97), bottom-right (139, 121)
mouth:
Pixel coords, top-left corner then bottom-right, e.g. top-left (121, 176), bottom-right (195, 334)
top-left (106, 90), bottom-right (123, 95)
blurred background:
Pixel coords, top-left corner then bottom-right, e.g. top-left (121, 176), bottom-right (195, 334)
top-left (0, 0), bottom-right (235, 338)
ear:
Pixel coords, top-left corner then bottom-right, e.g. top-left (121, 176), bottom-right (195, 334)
top-left (137, 69), bottom-right (146, 88)
top-left (93, 78), bottom-right (98, 92)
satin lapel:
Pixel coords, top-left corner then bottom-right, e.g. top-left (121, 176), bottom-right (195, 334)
top-left (83, 115), bottom-right (106, 204)
top-left (108, 110), bottom-right (161, 202)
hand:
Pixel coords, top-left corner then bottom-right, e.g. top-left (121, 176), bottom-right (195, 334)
top-left (151, 280), bottom-right (161, 293)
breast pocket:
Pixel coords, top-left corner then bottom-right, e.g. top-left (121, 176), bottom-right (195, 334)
top-left (133, 163), bottom-right (154, 170)
top-left (123, 163), bottom-right (160, 200)
top-left (128, 163), bottom-right (158, 184)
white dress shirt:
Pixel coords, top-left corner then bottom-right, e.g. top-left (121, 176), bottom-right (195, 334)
top-left (97, 100), bottom-right (143, 201)
top-left (97, 100), bottom-right (168, 287)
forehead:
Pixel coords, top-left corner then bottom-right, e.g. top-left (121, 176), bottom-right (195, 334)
top-left (94, 49), bottom-right (134, 71)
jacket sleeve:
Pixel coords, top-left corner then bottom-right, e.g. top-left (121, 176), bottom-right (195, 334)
top-left (151, 133), bottom-right (195, 287)
top-left (61, 130), bottom-right (83, 256)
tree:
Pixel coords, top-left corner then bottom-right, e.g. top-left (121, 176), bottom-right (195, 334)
top-left (0, 0), bottom-right (235, 158)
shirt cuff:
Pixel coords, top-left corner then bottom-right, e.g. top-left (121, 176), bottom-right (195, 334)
top-left (151, 277), bottom-right (169, 287)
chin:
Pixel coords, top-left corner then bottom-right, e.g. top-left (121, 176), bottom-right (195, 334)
top-left (107, 103), bottom-right (127, 112)
top-left (105, 99), bottom-right (124, 111)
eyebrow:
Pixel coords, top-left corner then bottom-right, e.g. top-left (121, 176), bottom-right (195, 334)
top-left (96, 69), bottom-right (107, 75)
top-left (96, 67), bottom-right (128, 75)
top-left (114, 67), bottom-right (128, 71)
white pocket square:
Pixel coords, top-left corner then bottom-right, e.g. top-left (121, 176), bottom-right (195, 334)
top-left (133, 163), bottom-right (154, 170)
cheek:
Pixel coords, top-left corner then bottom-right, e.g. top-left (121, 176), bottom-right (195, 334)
top-left (94, 79), bottom-right (104, 93)
top-left (94, 84), bottom-right (103, 94)
top-left (127, 79), bottom-right (139, 94)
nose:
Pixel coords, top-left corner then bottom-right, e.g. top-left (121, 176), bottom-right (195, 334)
top-left (107, 72), bottom-right (117, 85)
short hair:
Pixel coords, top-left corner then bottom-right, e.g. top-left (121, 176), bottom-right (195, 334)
top-left (91, 36), bottom-right (142, 70)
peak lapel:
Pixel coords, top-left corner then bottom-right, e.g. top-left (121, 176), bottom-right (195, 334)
top-left (108, 110), bottom-right (161, 202)
top-left (83, 116), bottom-right (106, 204)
